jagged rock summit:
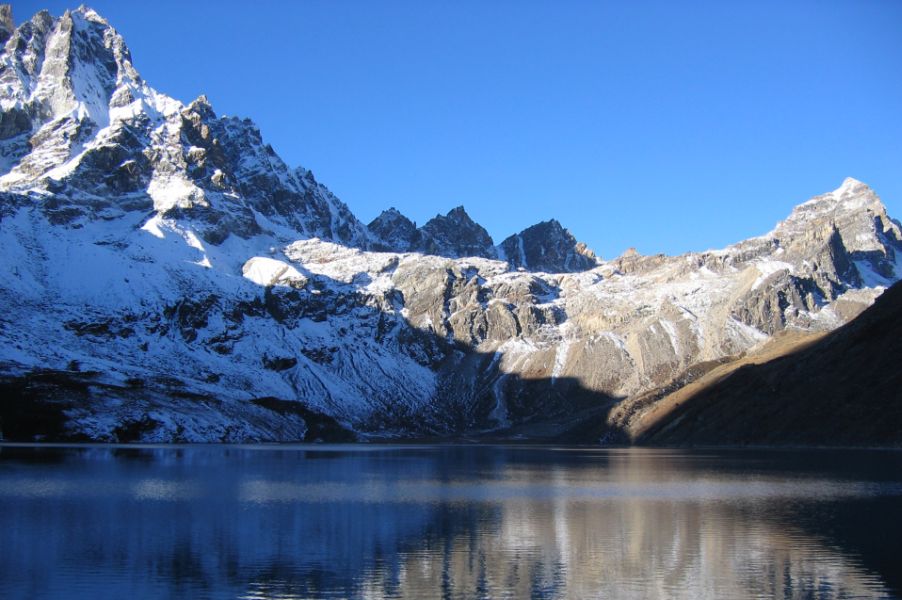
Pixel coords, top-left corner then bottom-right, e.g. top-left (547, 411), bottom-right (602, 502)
top-left (367, 207), bottom-right (420, 252)
top-left (366, 204), bottom-right (499, 259)
top-left (500, 219), bottom-right (598, 272)
top-left (419, 206), bottom-right (497, 259)
top-left (367, 205), bottom-right (597, 272)
top-left (0, 5), bottom-right (368, 247)
top-left (1, 5), bottom-right (900, 443)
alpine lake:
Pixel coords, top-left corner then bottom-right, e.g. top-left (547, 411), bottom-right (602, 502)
top-left (1, 444), bottom-right (900, 599)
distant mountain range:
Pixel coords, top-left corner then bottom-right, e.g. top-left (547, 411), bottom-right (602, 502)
top-left (0, 5), bottom-right (899, 445)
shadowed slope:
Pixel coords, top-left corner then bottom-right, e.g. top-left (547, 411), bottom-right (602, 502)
top-left (634, 280), bottom-right (902, 446)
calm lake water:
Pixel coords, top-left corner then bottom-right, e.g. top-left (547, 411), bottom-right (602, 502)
top-left (0, 445), bottom-right (900, 600)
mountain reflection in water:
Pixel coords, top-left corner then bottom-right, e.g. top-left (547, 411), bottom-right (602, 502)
top-left (0, 445), bottom-right (900, 599)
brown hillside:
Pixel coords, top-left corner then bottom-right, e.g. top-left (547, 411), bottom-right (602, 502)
top-left (632, 281), bottom-right (902, 446)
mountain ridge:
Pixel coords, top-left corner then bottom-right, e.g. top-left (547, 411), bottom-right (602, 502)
top-left (0, 4), bottom-right (597, 273)
top-left (0, 5), bottom-right (900, 444)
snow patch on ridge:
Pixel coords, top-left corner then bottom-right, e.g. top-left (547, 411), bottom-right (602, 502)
top-left (242, 257), bottom-right (306, 288)
top-left (751, 260), bottom-right (794, 290)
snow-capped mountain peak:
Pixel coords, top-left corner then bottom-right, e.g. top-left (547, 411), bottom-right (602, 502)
top-left (3, 4), bottom-right (142, 128)
top-left (773, 177), bottom-right (901, 261)
top-left (1, 5), bottom-right (900, 443)
top-left (0, 4), bottom-right (368, 250)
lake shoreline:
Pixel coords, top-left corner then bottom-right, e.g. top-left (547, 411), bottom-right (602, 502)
top-left (3, 440), bottom-right (902, 451)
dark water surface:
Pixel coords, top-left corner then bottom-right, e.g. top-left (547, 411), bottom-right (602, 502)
top-left (1, 444), bottom-right (900, 599)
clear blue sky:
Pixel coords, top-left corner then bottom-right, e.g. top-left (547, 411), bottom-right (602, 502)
top-left (16, 0), bottom-right (902, 258)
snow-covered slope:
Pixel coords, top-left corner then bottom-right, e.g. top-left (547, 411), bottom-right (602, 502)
top-left (1, 5), bottom-right (900, 442)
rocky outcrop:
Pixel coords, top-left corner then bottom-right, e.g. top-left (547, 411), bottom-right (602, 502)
top-left (500, 219), bottom-right (597, 272)
top-left (367, 208), bottom-right (420, 252)
top-left (418, 206), bottom-right (497, 259)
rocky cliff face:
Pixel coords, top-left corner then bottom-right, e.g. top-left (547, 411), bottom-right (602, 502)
top-left (499, 219), bottom-right (598, 272)
top-left (419, 206), bottom-right (498, 259)
top-left (1, 5), bottom-right (900, 442)
top-left (367, 208), bottom-right (421, 252)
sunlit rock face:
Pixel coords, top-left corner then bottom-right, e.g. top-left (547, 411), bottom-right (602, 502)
top-left (1, 5), bottom-right (901, 441)
top-left (0, 6), bottom-right (368, 247)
